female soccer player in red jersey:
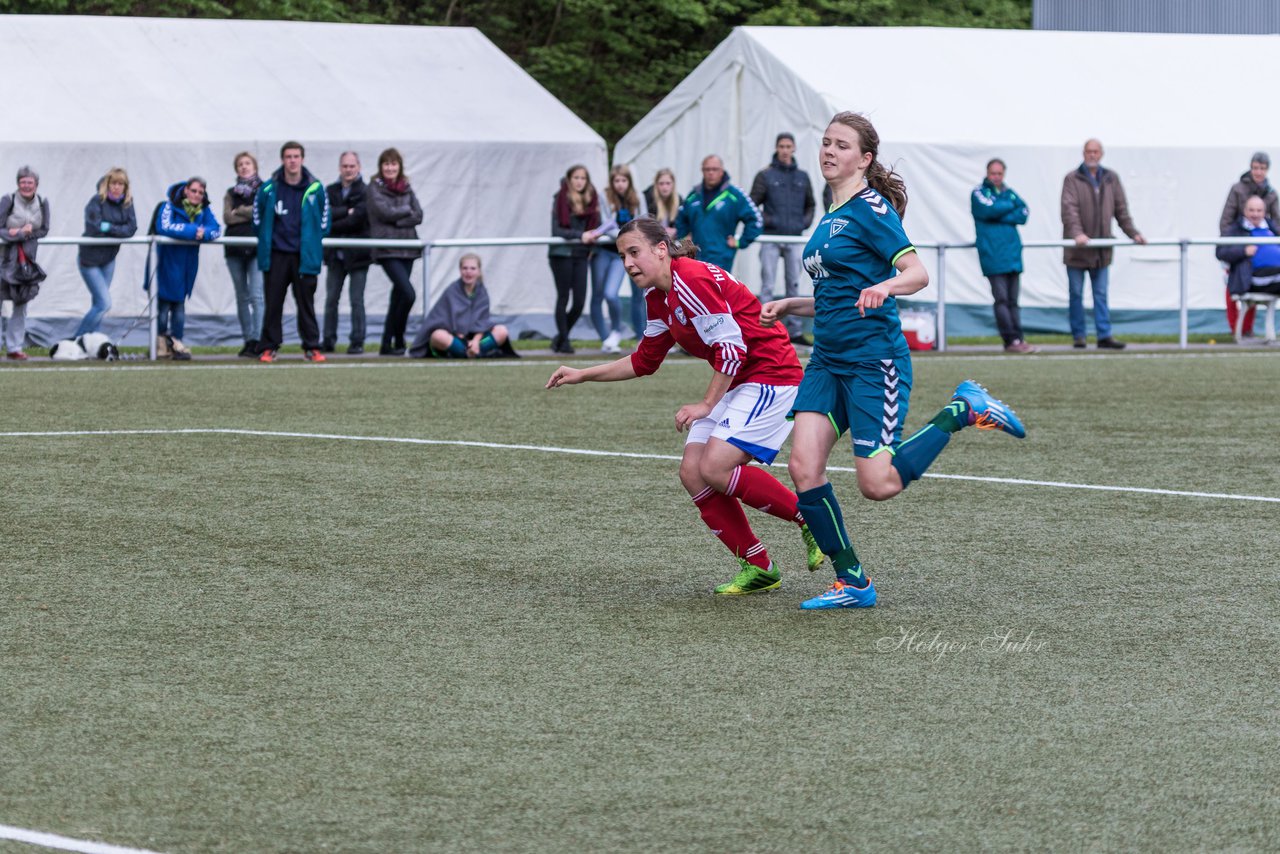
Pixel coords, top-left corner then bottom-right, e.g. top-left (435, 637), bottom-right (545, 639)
top-left (546, 217), bottom-right (821, 594)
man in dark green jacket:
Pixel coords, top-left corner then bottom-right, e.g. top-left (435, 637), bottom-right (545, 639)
top-left (253, 140), bottom-right (331, 362)
top-left (971, 158), bottom-right (1035, 353)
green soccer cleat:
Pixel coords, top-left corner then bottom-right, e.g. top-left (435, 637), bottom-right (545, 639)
top-left (799, 523), bottom-right (825, 572)
top-left (714, 560), bottom-right (781, 595)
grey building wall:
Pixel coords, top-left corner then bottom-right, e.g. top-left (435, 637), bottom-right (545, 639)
top-left (1034, 0), bottom-right (1280, 34)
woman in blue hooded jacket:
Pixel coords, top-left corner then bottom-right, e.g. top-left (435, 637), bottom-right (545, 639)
top-left (154, 177), bottom-right (220, 359)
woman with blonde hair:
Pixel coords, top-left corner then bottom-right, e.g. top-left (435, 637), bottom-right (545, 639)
top-left (644, 168), bottom-right (680, 236)
top-left (640, 168), bottom-right (680, 337)
top-left (75, 167), bottom-right (137, 337)
top-left (585, 164), bottom-right (647, 352)
top-left (410, 253), bottom-right (512, 358)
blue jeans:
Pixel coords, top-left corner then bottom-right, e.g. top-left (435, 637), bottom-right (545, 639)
top-left (75, 260), bottom-right (115, 337)
top-left (1066, 266), bottom-right (1111, 341)
top-left (629, 279), bottom-right (647, 337)
top-left (157, 297), bottom-right (186, 340)
top-left (759, 242), bottom-right (805, 336)
top-left (589, 251), bottom-right (625, 339)
top-left (225, 254), bottom-right (264, 342)
top-left (325, 263), bottom-right (368, 346)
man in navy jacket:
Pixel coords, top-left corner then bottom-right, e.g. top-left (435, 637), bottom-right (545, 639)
top-left (322, 151), bottom-right (371, 354)
top-left (750, 132), bottom-right (815, 344)
top-left (254, 140), bottom-right (331, 362)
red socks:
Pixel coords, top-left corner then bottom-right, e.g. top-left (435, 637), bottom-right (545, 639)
top-left (692, 487), bottom-right (770, 569)
top-left (727, 465), bottom-right (802, 525)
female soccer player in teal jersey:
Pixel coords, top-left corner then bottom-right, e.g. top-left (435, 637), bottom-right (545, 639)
top-left (762, 112), bottom-right (1027, 610)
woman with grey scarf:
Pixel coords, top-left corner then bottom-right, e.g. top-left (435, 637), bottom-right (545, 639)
top-left (0, 166), bottom-right (50, 360)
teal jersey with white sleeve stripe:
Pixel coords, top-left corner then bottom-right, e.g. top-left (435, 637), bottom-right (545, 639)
top-left (804, 186), bottom-right (915, 371)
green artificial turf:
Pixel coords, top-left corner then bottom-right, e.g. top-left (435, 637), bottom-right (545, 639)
top-left (1, 352), bottom-right (1278, 852)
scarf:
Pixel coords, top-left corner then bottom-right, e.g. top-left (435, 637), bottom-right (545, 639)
top-left (381, 176), bottom-right (409, 195)
top-left (555, 180), bottom-right (600, 230)
top-left (182, 199), bottom-right (203, 222)
top-left (232, 174), bottom-right (262, 203)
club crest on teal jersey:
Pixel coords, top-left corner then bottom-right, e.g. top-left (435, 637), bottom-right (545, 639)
top-left (830, 218), bottom-right (849, 237)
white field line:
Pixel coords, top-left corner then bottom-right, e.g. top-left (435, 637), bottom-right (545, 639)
top-left (0, 348), bottom-right (1277, 374)
top-left (0, 823), bottom-right (165, 854)
top-left (2, 427), bottom-right (1278, 504)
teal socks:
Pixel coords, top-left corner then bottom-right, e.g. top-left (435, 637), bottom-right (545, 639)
top-left (887, 400), bottom-right (969, 488)
top-left (796, 483), bottom-right (867, 588)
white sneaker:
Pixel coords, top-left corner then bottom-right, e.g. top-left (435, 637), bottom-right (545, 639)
top-left (602, 330), bottom-right (623, 353)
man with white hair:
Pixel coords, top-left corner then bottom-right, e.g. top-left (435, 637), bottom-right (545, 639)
top-left (1219, 152), bottom-right (1279, 339)
top-left (1060, 138), bottom-right (1146, 350)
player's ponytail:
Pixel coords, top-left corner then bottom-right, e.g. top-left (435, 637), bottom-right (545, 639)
top-left (619, 216), bottom-right (700, 259)
top-left (830, 111), bottom-right (908, 218)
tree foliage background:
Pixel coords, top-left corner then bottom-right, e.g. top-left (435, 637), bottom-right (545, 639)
top-left (13, 1), bottom-right (1031, 145)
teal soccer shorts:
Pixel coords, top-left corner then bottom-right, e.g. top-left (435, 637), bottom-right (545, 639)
top-left (790, 358), bottom-right (913, 457)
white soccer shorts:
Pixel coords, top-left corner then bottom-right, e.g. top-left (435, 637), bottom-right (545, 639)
top-left (685, 382), bottom-right (799, 465)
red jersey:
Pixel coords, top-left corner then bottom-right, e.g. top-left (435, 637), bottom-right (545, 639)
top-left (629, 257), bottom-right (803, 388)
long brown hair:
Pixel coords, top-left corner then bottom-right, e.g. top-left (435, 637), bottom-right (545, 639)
top-left (618, 216), bottom-right (698, 259)
top-left (605, 164), bottom-right (640, 215)
top-left (829, 111), bottom-right (907, 217)
top-left (562, 164), bottom-right (596, 215)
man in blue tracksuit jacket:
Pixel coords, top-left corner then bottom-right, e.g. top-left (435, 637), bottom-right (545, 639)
top-left (674, 155), bottom-right (762, 273)
top-left (254, 140), bottom-right (331, 361)
top-left (971, 157), bottom-right (1034, 353)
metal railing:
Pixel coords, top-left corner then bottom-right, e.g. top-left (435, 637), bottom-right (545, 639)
top-left (760, 234), bottom-right (1277, 352)
top-left (27, 233), bottom-right (1280, 358)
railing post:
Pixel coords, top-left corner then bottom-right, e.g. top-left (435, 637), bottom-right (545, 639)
top-left (421, 241), bottom-right (432, 319)
top-left (1179, 239), bottom-right (1189, 350)
top-left (935, 243), bottom-right (948, 352)
top-left (147, 236), bottom-right (157, 361)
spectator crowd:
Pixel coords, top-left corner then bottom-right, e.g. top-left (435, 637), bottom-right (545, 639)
top-left (2, 135), bottom-right (1276, 360)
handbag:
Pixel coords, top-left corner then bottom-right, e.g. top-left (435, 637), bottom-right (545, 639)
top-left (7, 244), bottom-right (45, 304)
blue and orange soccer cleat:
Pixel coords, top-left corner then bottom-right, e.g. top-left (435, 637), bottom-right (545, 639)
top-left (952, 380), bottom-right (1026, 439)
top-left (800, 577), bottom-right (877, 609)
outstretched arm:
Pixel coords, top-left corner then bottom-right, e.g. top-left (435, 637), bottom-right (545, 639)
top-left (761, 297), bottom-right (815, 326)
top-left (546, 356), bottom-right (638, 389)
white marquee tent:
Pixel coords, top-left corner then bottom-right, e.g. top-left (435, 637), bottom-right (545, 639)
top-left (616, 26), bottom-right (1272, 336)
top-left (2, 15), bottom-right (606, 346)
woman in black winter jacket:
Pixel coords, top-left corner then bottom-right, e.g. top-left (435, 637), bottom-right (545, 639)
top-left (547, 165), bottom-right (599, 354)
top-left (367, 147), bottom-right (424, 356)
top-left (75, 168), bottom-right (137, 337)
